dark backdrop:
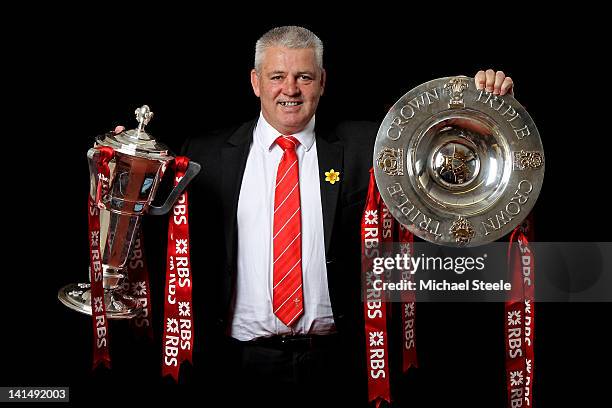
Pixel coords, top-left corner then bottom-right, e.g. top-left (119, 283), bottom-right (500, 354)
top-left (5, 9), bottom-right (609, 407)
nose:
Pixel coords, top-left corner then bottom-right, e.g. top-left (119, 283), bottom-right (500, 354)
top-left (282, 76), bottom-right (300, 96)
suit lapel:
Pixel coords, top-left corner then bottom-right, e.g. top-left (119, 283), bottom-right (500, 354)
top-left (221, 120), bottom-right (256, 264)
top-left (316, 131), bottom-right (343, 255)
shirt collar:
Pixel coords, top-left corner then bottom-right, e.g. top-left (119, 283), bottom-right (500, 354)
top-left (255, 112), bottom-right (316, 152)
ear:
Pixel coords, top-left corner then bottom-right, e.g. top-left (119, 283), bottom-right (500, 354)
top-left (250, 69), bottom-right (261, 97)
top-left (320, 68), bottom-right (326, 96)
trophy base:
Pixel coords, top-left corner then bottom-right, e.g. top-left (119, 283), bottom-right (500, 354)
top-left (58, 283), bottom-right (143, 320)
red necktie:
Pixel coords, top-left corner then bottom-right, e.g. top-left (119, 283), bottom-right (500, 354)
top-left (272, 135), bottom-right (304, 327)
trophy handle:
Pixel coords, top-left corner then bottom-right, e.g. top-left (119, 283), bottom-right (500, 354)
top-left (149, 161), bottom-right (201, 216)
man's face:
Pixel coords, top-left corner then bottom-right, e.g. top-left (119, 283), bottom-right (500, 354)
top-left (251, 46), bottom-right (326, 135)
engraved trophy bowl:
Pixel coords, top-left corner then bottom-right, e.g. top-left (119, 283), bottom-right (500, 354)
top-left (58, 105), bottom-right (201, 318)
top-left (374, 76), bottom-right (544, 247)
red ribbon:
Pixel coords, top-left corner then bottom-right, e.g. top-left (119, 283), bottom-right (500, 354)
top-left (381, 201), bottom-right (394, 310)
top-left (89, 146), bottom-right (114, 369)
top-left (162, 157), bottom-right (194, 381)
top-left (94, 146), bottom-right (114, 207)
top-left (127, 230), bottom-right (154, 340)
top-left (398, 224), bottom-right (418, 373)
top-left (505, 217), bottom-right (535, 408)
top-left (362, 169), bottom-right (391, 406)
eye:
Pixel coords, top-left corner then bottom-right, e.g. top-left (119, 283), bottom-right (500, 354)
top-left (299, 75), bottom-right (313, 81)
top-left (270, 75), bottom-right (283, 81)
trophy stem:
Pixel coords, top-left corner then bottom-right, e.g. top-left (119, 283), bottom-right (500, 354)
top-left (102, 265), bottom-right (126, 289)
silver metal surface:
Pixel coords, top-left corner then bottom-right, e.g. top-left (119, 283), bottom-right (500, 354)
top-left (58, 105), bottom-right (173, 318)
top-left (374, 76), bottom-right (544, 246)
top-left (58, 283), bottom-right (142, 319)
top-left (95, 105), bottom-right (171, 159)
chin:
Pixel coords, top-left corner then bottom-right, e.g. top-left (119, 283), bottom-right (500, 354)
top-left (279, 117), bottom-right (306, 130)
top-left (283, 122), bottom-right (307, 132)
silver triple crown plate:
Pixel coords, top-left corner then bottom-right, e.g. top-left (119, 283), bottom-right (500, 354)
top-left (373, 76), bottom-right (544, 247)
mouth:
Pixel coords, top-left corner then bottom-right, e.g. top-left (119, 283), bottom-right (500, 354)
top-left (278, 101), bottom-right (303, 107)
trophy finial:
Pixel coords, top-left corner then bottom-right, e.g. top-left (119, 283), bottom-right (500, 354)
top-left (135, 105), bottom-right (154, 133)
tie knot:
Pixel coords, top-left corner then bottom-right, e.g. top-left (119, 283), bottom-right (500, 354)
top-left (276, 135), bottom-right (299, 151)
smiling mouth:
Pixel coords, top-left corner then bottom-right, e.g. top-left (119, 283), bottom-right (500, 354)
top-left (278, 101), bottom-right (303, 107)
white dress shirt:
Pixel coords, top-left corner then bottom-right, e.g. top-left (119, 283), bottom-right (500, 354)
top-left (230, 113), bottom-right (336, 341)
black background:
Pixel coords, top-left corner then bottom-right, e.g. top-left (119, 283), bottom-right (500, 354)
top-left (5, 8), bottom-right (610, 407)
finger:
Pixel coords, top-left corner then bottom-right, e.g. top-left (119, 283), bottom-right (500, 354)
top-left (500, 77), bottom-right (514, 96)
top-left (114, 125), bottom-right (125, 134)
top-left (485, 69), bottom-right (495, 93)
top-left (475, 70), bottom-right (486, 90)
top-left (493, 71), bottom-right (505, 95)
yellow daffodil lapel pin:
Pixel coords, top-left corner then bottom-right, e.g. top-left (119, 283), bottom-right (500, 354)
top-left (325, 169), bottom-right (340, 184)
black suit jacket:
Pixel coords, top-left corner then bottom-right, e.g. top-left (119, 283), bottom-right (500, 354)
top-left (182, 118), bottom-right (378, 352)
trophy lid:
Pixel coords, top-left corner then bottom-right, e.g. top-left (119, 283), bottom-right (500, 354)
top-left (95, 105), bottom-right (174, 161)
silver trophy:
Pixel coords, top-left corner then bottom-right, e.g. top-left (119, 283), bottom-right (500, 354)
top-left (374, 77), bottom-right (544, 246)
top-left (58, 105), bottom-right (201, 318)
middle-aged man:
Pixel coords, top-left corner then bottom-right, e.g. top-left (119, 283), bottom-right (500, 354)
top-left (182, 26), bottom-right (514, 406)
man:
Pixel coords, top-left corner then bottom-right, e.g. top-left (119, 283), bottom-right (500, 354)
top-left (183, 26), bottom-right (513, 406)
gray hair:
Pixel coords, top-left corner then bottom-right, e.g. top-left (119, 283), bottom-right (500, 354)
top-left (254, 26), bottom-right (323, 73)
